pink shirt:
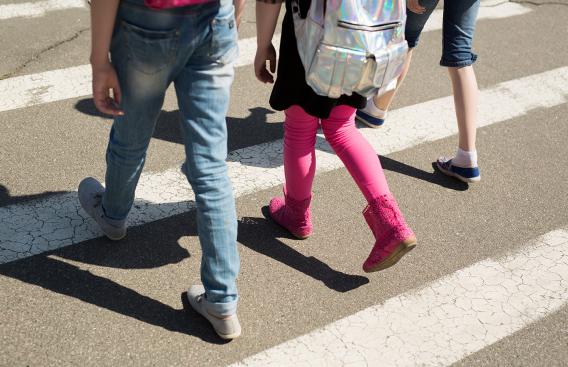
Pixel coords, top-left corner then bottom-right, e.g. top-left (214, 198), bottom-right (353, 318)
top-left (144, 0), bottom-right (214, 8)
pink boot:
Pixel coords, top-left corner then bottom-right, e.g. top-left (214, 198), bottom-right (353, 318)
top-left (268, 190), bottom-right (313, 239)
top-left (362, 194), bottom-right (417, 272)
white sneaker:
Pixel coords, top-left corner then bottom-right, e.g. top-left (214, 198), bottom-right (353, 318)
top-left (78, 177), bottom-right (127, 240)
top-left (187, 285), bottom-right (241, 340)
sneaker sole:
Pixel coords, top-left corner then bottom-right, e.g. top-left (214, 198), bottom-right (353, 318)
top-left (184, 292), bottom-right (241, 340)
top-left (355, 114), bottom-right (383, 129)
top-left (217, 330), bottom-right (241, 340)
top-left (436, 162), bottom-right (481, 183)
top-left (105, 231), bottom-right (127, 241)
top-left (363, 237), bottom-right (417, 273)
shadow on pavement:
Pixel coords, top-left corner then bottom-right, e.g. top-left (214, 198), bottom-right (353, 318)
top-left (0, 184), bottom-right (68, 208)
top-left (56, 209), bottom-right (193, 269)
top-left (379, 155), bottom-right (469, 191)
top-left (74, 98), bottom-right (282, 152)
top-left (0, 254), bottom-right (227, 344)
top-left (0, 209), bottom-right (229, 344)
top-left (239, 214), bottom-right (369, 293)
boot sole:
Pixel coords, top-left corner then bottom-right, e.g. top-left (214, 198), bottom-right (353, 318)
top-left (262, 206), bottom-right (312, 240)
top-left (363, 237), bottom-right (417, 273)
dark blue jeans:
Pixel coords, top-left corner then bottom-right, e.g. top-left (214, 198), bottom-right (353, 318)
top-left (405, 0), bottom-right (480, 67)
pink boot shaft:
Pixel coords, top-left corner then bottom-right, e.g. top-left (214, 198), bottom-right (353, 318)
top-left (268, 191), bottom-right (313, 239)
top-left (363, 194), bottom-right (417, 272)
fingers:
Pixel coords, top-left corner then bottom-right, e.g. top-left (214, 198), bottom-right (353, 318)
top-left (255, 63), bottom-right (274, 84)
top-left (268, 49), bottom-right (277, 74)
top-left (254, 53), bottom-right (275, 83)
top-left (407, 0), bottom-right (426, 14)
top-left (112, 83), bottom-right (122, 106)
top-left (93, 85), bottom-right (123, 116)
top-left (94, 96), bottom-right (124, 116)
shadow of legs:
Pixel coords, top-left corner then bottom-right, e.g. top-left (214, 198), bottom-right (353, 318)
top-left (0, 255), bottom-right (228, 344)
top-left (239, 214), bottom-right (369, 293)
top-left (379, 155), bottom-right (469, 191)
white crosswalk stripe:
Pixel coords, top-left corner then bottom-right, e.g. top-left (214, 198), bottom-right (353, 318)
top-left (0, 0), bottom-right (85, 20)
top-left (1, 3), bottom-right (567, 365)
top-left (0, 1), bottom-right (531, 113)
top-left (230, 229), bottom-right (568, 367)
top-left (1, 66), bottom-right (567, 263)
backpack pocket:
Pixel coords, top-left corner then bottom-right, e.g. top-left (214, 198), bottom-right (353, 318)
top-left (383, 41), bottom-right (408, 88)
top-left (306, 43), bottom-right (378, 98)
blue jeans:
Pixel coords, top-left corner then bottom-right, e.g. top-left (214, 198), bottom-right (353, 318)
top-left (102, 0), bottom-right (239, 315)
top-left (405, 0), bottom-right (480, 67)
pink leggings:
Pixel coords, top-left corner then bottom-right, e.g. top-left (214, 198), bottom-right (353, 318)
top-left (283, 105), bottom-right (390, 202)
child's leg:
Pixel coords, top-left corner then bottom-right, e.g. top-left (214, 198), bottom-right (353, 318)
top-left (78, 2), bottom-right (177, 241)
top-left (321, 105), bottom-right (389, 202)
top-left (283, 105), bottom-right (320, 200)
top-left (436, 0), bottom-right (481, 182)
top-left (322, 105), bottom-right (416, 272)
top-left (449, 66), bottom-right (478, 155)
top-left (101, 11), bottom-right (175, 221)
top-left (173, 2), bottom-right (242, 324)
top-left (372, 49), bottom-right (414, 112)
top-left (443, 0), bottom-right (480, 158)
top-left (359, 0), bottom-right (439, 127)
top-left (267, 105), bottom-right (318, 239)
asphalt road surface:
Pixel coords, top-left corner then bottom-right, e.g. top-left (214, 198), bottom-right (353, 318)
top-left (1, 0), bottom-right (567, 366)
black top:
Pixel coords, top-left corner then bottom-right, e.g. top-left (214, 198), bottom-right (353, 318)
top-left (260, 0), bottom-right (366, 119)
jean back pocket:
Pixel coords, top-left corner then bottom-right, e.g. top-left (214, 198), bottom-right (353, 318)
top-left (122, 20), bottom-right (180, 75)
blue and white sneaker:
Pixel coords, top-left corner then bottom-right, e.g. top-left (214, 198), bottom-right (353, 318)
top-left (355, 98), bottom-right (386, 128)
top-left (356, 109), bottom-right (385, 128)
top-left (436, 157), bottom-right (481, 183)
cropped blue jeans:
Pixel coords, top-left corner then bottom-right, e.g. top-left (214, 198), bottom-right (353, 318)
top-left (406, 0), bottom-right (480, 67)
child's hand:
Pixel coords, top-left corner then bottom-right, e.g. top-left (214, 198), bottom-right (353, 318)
top-left (91, 61), bottom-right (124, 116)
top-left (407, 0), bottom-right (426, 14)
top-left (254, 43), bottom-right (277, 83)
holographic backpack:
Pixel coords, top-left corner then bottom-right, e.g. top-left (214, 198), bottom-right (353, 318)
top-left (292, 0), bottom-right (408, 98)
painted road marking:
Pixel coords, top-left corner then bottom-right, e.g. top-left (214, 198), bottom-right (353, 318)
top-left (0, 0), bottom-right (85, 20)
top-left (0, 1), bottom-right (531, 113)
top-left (230, 229), bottom-right (568, 367)
top-left (1, 67), bottom-right (566, 263)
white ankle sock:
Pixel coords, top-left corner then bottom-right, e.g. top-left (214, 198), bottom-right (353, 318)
top-left (364, 98), bottom-right (387, 119)
top-left (452, 148), bottom-right (478, 167)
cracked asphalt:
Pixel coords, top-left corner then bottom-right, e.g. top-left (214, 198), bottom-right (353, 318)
top-left (0, 1), bottom-right (567, 366)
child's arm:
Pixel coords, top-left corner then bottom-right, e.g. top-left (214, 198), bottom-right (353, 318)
top-left (90, 0), bottom-right (123, 116)
top-left (254, 1), bottom-right (282, 83)
top-left (234, 0), bottom-right (247, 29)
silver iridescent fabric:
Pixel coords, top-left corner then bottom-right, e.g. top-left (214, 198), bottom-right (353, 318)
top-left (292, 0), bottom-right (408, 98)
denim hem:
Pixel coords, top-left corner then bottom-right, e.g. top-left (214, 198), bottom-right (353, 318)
top-left (102, 202), bottom-right (128, 221)
top-left (206, 296), bottom-right (238, 316)
top-left (440, 53), bottom-right (478, 68)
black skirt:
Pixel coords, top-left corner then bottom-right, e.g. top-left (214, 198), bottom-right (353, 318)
top-left (268, 0), bottom-right (367, 119)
